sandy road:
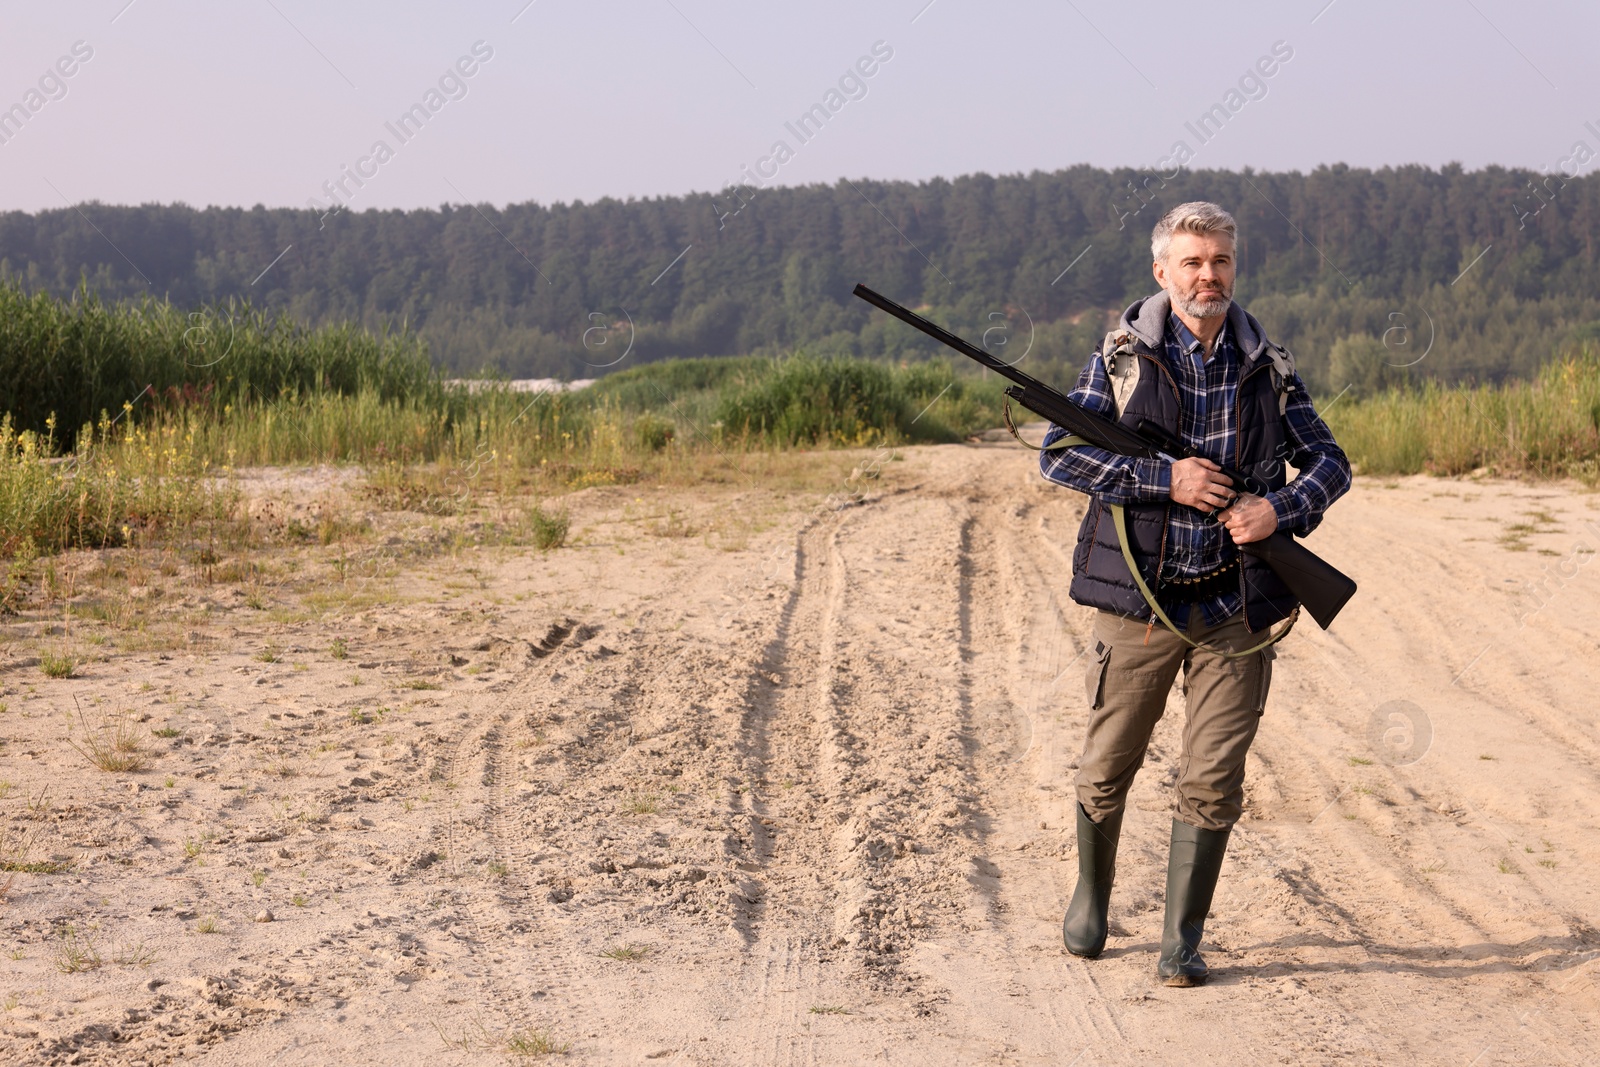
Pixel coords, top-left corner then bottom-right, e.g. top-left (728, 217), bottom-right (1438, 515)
top-left (4, 439), bottom-right (1599, 1065)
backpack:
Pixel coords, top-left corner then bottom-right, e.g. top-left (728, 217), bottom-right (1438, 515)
top-left (1100, 328), bottom-right (1297, 418)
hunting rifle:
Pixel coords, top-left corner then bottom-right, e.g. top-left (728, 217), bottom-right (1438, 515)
top-left (851, 283), bottom-right (1356, 629)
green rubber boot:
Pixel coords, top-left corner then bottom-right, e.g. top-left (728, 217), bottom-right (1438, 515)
top-left (1157, 819), bottom-right (1231, 987)
top-left (1062, 803), bottom-right (1124, 958)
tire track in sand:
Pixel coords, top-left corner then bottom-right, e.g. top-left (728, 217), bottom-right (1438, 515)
top-left (423, 617), bottom-right (595, 1041)
top-left (902, 479), bottom-right (1129, 1063)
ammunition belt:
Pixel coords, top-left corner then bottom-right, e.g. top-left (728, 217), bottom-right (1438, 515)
top-left (1159, 557), bottom-right (1240, 605)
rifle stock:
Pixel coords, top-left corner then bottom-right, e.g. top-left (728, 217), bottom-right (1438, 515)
top-left (851, 283), bottom-right (1357, 629)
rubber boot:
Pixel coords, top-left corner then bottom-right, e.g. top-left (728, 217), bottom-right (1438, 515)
top-left (1062, 803), bottom-right (1124, 958)
top-left (1156, 818), bottom-right (1231, 986)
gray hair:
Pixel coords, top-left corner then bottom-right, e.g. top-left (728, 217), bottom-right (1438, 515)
top-left (1151, 201), bottom-right (1237, 263)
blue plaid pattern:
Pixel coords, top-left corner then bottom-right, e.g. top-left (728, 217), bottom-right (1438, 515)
top-left (1041, 312), bottom-right (1352, 627)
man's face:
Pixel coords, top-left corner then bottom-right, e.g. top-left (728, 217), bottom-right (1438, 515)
top-left (1152, 231), bottom-right (1236, 320)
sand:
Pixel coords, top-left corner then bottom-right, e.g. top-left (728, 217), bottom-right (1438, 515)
top-left (2, 437), bottom-right (1598, 1065)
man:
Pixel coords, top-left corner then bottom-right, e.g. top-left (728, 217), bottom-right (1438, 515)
top-left (1039, 201), bottom-right (1351, 986)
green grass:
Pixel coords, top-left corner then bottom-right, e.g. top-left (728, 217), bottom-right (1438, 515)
top-left (68, 710), bottom-right (146, 773)
top-left (0, 278), bottom-right (437, 448)
top-left (714, 354), bottom-right (998, 446)
top-left (39, 650), bottom-right (76, 678)
top-left (1336, 348), bottom-right (1600, 482)
top-left (0, 858), bottom-right (71, 874)
top-left (528, 504), bottom-right (570, 550)
top-left (599, 944), bottom-right (649, 961)
top-left (504, 1028), bottom-right (570, 1057)
top-left (624, 792), bottom-right (660, 815)
top-left (52, 925), bottom-right (101, 973)
top-left (6, 276), bottom-right (1598, 577)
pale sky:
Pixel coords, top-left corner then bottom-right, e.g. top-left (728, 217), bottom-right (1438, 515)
top-left (0, 0), bottom-right (1594, 213)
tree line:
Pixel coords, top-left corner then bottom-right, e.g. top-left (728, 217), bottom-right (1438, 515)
top-left (1, 162), bottom-right (1596, 392)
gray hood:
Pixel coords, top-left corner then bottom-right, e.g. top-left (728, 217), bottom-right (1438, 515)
top-left (1119, 291), bottom-right (1273, 365)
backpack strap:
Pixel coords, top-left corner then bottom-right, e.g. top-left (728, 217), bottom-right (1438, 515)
top-left (1263, 341), bottom-right (1297, 417)
top-left (1101, 329), bottom-right (1142, 418)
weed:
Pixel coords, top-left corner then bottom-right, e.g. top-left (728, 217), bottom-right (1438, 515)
top-left (1479, 754), bottom-right (1496, 761)
top-left (182, 838), bottom-right (205, 859)
top-left (113, 940), bottom-right (158, 966)
top-left (486, 860), bottom-right (509, 879)
top-left (529, 505), bottom-right (570, 551)
top-left (1347, 756), bottom-right (1372, 766)
top-left (330, 637), bottom-right (349, 659)
top-left (291, 893), bottom-right (308, 907)
top-left (53, 925), bottom-right (101, 973)
top-left (1496, 858), bottom-right (1515, 874)
top-left (2, 824), bottom-right (62, 896)
top-left (194, 914), bottom-right (219, 934)
top-left (809, 1005), bottom-right (853, 1015)
top-left (68, 707), bottom-right (147, 773)
top-left (624, 792), bottom-right (660, 815)
top-left (1538, 859), bottom-right (1559, 869)
top-left (164, 776), bottom-right (175, 788)
top-left (40, 650), bottom-right (76, 678)
top-left (251, 869), bottom-right (266, 887)
top-left (505, 1028), bottom-right (571, 1057)
top-left (436, 1014), bottom-right (571, 1058)
top-left (255, 645), bottom-right (279, 663)
top-left (152, 726), bottom-right (182, 738)
top-left (262, 748), bottom-right (297, 778)
top-left (599, 944), bottom-right (649, 961)
top-left (403, 678), bottom-right (441, 691)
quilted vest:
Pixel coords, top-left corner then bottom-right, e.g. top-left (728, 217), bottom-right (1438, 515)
top-left (1068, 307), bottom-right (1300, 633)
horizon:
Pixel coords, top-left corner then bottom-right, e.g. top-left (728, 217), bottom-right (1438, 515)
top-left (0, 158), bottom-right (1568, 215)
top-left (1, 0), bottom-right (1595, 214)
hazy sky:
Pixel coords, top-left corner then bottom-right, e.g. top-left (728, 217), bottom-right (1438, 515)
top-left (0, 0), bottom-right (1595, 213)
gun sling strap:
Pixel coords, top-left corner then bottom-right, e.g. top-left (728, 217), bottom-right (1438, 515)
top-left (1017, 410), bottom-right (1297, 658)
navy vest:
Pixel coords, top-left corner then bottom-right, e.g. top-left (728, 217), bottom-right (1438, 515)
top-left (1068, 333), bottom-right (1299, 633)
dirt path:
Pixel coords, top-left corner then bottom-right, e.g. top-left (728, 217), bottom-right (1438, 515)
top-left (3, 441), bottom-right (1598, 1065)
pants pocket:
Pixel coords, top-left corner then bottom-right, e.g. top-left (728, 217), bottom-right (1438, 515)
top-left (1086, 639), bottom-right (1113, 710)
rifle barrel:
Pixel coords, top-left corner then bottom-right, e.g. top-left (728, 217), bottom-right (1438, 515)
top-left (851, 284), bottom-right (1042, 392)
top-left (852, 281), bottom-right (1358, 630)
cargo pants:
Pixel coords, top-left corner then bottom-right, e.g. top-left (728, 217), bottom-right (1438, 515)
top-left (1076, 608), bottom-right (1275, 832)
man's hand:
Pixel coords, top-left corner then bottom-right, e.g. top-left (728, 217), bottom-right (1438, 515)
top-left (1218, 493), bottom-right (1278, 543)
top-left (1169, 457), bottom-right (1235, 513)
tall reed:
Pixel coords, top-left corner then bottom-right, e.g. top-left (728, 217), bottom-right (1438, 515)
top-left (1333, 348), bottom-right (1600, 482)
top-left (0, 279), bottom-right (436, 446)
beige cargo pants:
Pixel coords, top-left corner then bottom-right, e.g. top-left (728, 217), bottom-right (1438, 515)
top-left (1077, 608), bottom-right (1275, 832)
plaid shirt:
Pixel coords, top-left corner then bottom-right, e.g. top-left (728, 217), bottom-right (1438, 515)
top-left (1041, 311), bottom-right (1352, 627)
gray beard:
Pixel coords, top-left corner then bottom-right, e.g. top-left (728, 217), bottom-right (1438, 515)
top-left (1172, 286), bottom-right (1232, 320)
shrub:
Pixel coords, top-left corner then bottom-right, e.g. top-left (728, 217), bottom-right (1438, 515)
top-left (529, 505), bottom-right (570, 550)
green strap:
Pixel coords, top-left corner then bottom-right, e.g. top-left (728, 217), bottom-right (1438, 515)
top-left (1108, 503), bottom-right (1295, 657)
top-left (1019, 399), bottom-right (1296, 655)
